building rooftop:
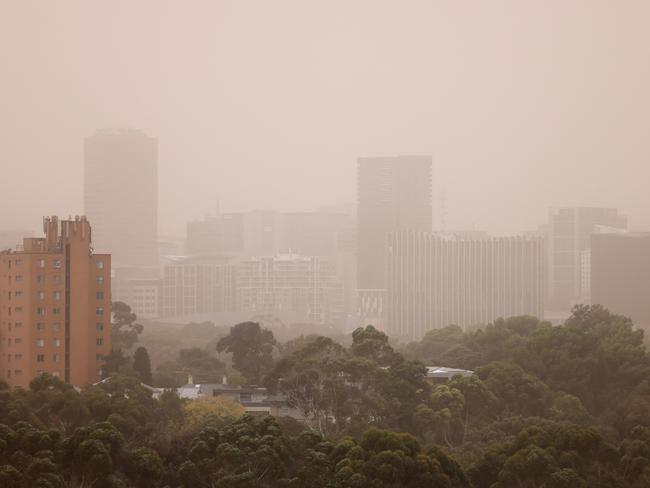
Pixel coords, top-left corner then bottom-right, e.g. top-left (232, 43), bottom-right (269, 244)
top-left (425, 366), bottom-right (474, 379)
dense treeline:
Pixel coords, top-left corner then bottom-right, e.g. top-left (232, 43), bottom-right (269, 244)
top-left (3, 304), bottom-right (650, 486)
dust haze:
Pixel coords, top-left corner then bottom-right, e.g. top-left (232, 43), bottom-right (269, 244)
top-left (1, 1), bottom-right (649, 235)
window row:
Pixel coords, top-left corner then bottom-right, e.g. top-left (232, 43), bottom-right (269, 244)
top-left (6, 370), bottom-right (61, 378)
top-left (6, 322), bottom-right (102, 332)
top-left (36, 338), bottom-right (62, 347)
top-left (36, 353), bottom-right (61, 363)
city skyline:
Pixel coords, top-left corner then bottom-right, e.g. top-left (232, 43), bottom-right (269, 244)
top-left (2, 2), bottom-right (650, 236)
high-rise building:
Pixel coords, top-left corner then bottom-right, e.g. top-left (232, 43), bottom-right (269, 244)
top-left (357, 155), bottom-right (432, 323)
top-left (0, 217), bottom-right (111, 388)
top-left (161, 256), bottom-right (236, 318)
top-left (591, 232), bottom-right (650, 329)
top-left (84, 129), bottom-right (158, 267)
top-left (547, 207), bottom-right (627, 309)
top-left (236, 255), bottom-right (343, 324)
top-left (112, 267), bottom-right (160, 319)
top-left (387, 230), bottom-right (545, 340)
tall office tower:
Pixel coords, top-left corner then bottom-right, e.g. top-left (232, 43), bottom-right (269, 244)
top-left (357, 155), bottom-right (432, 324)
top-left (0, 217), bottom-right (111, 388)
top-left (84, 129), bottom-right (158, 268)
top-left (591, 232), bottom-right (650, 329)
top-left (547, 207), bottom-right (627, 309)
top-left (161, 256), bottom-right (236, 318)
top-left (387, 230), bottom-right (545, 340)
top-left (236, 255), bottom-right (344, 324)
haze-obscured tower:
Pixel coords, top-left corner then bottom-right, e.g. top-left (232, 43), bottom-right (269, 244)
top-left (547, 207), bottom-right (626, 309)
top-left (356, 155), bottom-right (432, 323)
top-left (84, 129), bottom-right (158, 267)
top-left (387, 230), bottom-right (545, 340)
top-left (591, 232), bottom-right (650, 329)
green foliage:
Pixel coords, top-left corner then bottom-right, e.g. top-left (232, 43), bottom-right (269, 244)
top-left (111, 301), bottom-right (144, 350)
top-left (1, 306), bottom-right (650, 487)
top-left (133, 347), bottom-right (153, 385)
top-left (217, 322), bottom-right (277, 384)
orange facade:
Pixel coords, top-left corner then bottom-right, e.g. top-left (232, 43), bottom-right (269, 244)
top-left (0, 216), bottom-right (111, 388)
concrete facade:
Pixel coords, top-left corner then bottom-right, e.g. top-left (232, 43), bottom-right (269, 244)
top-left (0, 217), bottom-right (111, 388)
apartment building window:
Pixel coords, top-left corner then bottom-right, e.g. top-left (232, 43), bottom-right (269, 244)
top-left (36, 323), bottom-right (45, 332)
top-left (53, 291), bottom-right (61, 300)
top-left (96, 338), bottom-right (104, 346)
top-left (14, 322), bottom-right (21, 329)
top-left (96, 353), bottom-right (104, 361)
top-left (96, 292), bottom-right (104, 300)
top-left (53, 354), bottom-right (60, 363)
top-left (37, 275), bottom-right (43, 284)
top-left (36, 307), bottom-right (45, 316)
top-left (15, 275), bottom-right (23, 282)
top-left (14, 370), bottom-right (22, 376)
top-left (15, 259), bottom-right (22, 266)
top-left (53, 275), bottom-right (61, 285)
top-left (37, 259), bottom-right (45, 268)
top-left (36, 339), bottom-right (44, 347)
top-left (36, 354), bottom-right (45, 363)
top-left (14, 306), bottom-right (23, 313)
top-left (52, 323), bottom-right (61, 332)
top-left (14, 338), bottom-right (21, 344)
top-left (14, 291), bottom-right (22, 298)
top-left (52, 371), bottom-right (60, 377)
top-left (52, 308), bottom-right (61, 316)
top-left (96, 260), bottom-right (104, 269)
top-left (96, 322), bottom-right (104, 331)
top-left (96, 307), bottom-right (104, 316)
top-left (52, 338), bottom-right (61, 347)
top-left (96, 276), bottom-right (104, 285)
top-left (14, 353), bottom-right (22, 360)
top-left (53, 259), bottom-right (61, 269)
top-left (37, 291), bottom-right (45, 300)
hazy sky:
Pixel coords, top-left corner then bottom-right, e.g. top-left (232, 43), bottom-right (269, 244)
top-left (1, 1), bottom-right (649, 236)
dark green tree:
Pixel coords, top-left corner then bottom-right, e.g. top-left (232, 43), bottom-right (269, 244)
top-left (133, 347), bottom-right (153, 385)
top-left (216, 321), bottom-right (276, 384)
top-left (111, 301), bottom-right (144, 350)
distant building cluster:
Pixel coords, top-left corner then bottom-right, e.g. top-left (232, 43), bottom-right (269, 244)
top-left (2, 127), bottom-right (649, 392)
top-left (81, 131), bottom-right (650, 336)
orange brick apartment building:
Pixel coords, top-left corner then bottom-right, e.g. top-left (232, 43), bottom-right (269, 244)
top-left (0, 216), bottom-right (110, 388)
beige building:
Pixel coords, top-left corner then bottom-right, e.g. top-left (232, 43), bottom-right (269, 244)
top-left (0, 217), bottom-right (111, 388)
top-left (387, 230), bottom-right (545, 340)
